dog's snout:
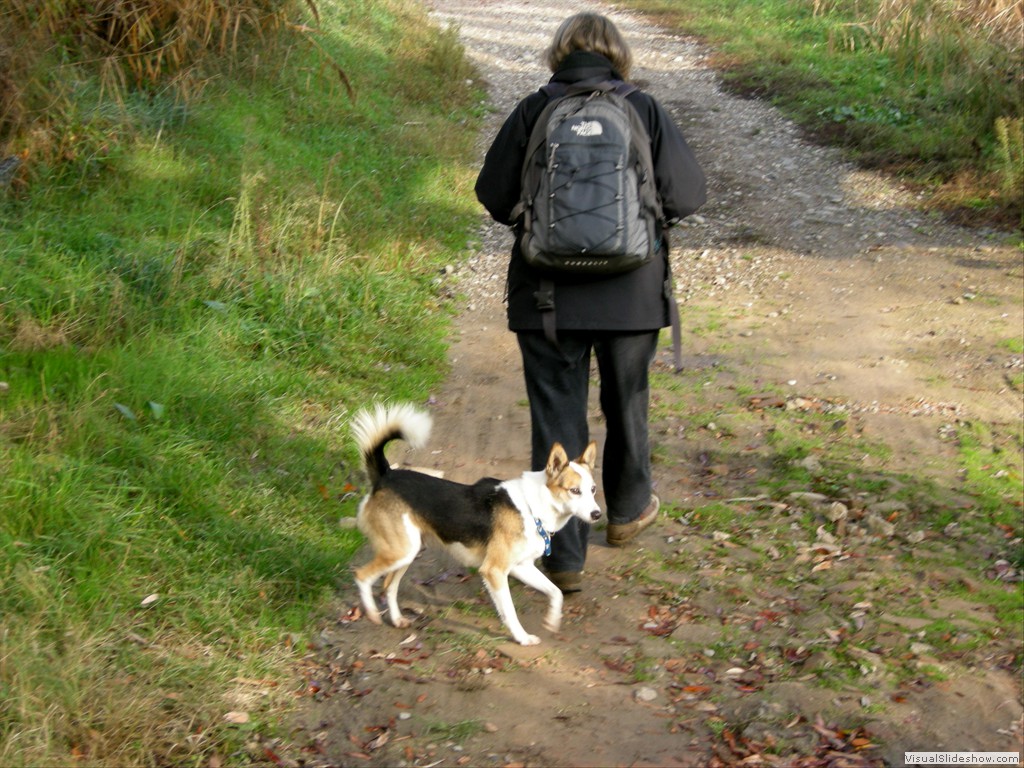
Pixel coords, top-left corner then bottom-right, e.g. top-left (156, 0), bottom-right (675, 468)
top-left (590, 509), bottom-right (602, 522)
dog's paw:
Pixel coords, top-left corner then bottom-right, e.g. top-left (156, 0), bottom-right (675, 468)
top-left (391, 616), bottom-right (412, 628)
top-left (364, 611), bottom-right (384, 625)
top-left (543, 615), bottom-right (561, 633)
top-left (517, 634), bottom-right (542, 646)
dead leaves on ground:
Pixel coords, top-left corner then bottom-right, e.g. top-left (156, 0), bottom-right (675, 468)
top-left (280, 485), bottom-right (1019, 768)
top-left (345, 719), bottom-right (396, 760)
top-left (707, 713), bottom-right (883, 768)
top-left (297, 633), bottom-right (436, 704)
top-left (640, 597), bottom-right (698, 636)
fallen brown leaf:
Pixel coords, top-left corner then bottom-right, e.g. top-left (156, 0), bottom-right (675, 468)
top-left (365, 730), bottom-right (389, 751)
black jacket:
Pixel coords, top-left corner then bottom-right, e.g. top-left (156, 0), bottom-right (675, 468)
top-left (475, 51), bottom-right (707, 332)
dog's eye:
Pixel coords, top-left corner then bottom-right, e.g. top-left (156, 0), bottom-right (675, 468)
top-left (591, 485), bottom-right (596, 495)
top-left (570, 487), bottom-right (581, 495)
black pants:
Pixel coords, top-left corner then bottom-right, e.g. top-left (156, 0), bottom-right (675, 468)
top-left (516, 329), bottom-right (659, 573)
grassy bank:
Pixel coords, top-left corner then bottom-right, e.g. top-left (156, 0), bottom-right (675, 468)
top-left (0, 1), bottom-right (482, 765)
top-left (625, 0), bottom-right (1023, 225)
top-left (2, 0), bottom-right (1019, 764)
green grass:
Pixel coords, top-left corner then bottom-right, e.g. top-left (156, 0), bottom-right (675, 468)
top-left (689, 502), bottom-right (747, 533)
top-left (956, 422), bottom-right (1024, 539)
top-left (999, 337), bottom-right (1024, 355)
top-left (0, 1), bottom-right (483, 765)
top-left (423, 719), bottom-right (486, 744)
top-left (623, 0), bottom-right (1023, 223)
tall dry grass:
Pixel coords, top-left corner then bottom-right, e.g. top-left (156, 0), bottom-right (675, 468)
top-left (823, 0), bottom-right (1023, 63)
top-left (6, 0), bottom-right (297, 84)
top-left (950, 0), bottom-right (1023, 47)
top-left (818, 0), bottom-right (1022, 49)
top-left (1, 1), bottom-right (322, 177)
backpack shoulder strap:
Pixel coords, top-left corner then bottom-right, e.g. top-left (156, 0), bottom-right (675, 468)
top-left (539, 82), bottom-right (568, 98)
top-left (511, 84), bottom-right (574, 220)
top-left (612, 81), bottom-right (639, 98)
top-left (613, 83), bottom-right (664, 223)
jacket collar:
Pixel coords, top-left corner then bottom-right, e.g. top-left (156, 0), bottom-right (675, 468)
top-left (550, 51), bottom-right (623, 85)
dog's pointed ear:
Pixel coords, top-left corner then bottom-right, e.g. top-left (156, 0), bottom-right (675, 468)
top-left (576, 441), bottom-right (597, 470)
top-left (545, 442), bottom-right (569, 477)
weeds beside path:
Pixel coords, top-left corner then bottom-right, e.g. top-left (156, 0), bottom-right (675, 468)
top-left (289, 1), bottom-right (1023, 765)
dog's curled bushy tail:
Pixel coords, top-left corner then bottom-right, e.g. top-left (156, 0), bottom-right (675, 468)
top-left (351, 403), bottom-right (433, 486)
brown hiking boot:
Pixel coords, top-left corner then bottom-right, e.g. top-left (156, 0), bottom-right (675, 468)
top-left (547, 571), bottom-right (583, 594)
top-left (606, 496), bottom-right (660, 547)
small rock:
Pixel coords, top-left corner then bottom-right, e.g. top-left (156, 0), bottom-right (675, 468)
top-left (816, 525), bottom-right (837, 544)
top-left (635, 687), bottom-right (658, 702)
top-left (865, 513), bottom-right (896, 538)
top-left (868, 500), bottom-right (909, 516)
top-left (826, 502), bottom-right (849, 522)
top-left (0, 156), bottom-right (21, 188)
top-left (789, 491), bottom-right (828, 505)
top-left (799, 455), bottom-right (823, 473)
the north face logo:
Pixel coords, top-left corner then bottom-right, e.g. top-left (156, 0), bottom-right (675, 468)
top-left (571, 120), bottom-right (603, 137)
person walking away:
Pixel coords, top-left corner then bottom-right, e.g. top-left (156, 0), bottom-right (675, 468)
top-left (475, 12), bottom-right (707, 593)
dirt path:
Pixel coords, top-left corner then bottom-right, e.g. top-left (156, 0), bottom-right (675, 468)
top-left (286, 2), bottom-right (1023, 766)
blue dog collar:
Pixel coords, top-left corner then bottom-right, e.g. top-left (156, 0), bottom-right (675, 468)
top-left (534, 516), bottom-right (551, 556)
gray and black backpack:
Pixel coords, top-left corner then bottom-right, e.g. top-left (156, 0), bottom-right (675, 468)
top-left (515, 80), bottom-right (664, 277)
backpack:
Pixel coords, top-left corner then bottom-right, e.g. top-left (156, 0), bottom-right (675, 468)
top-left (515, 80), bottom-right (664, 277)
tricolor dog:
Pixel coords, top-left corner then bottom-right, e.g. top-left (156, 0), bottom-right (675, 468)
top-left (352, 403), bottom-right (601, 646)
